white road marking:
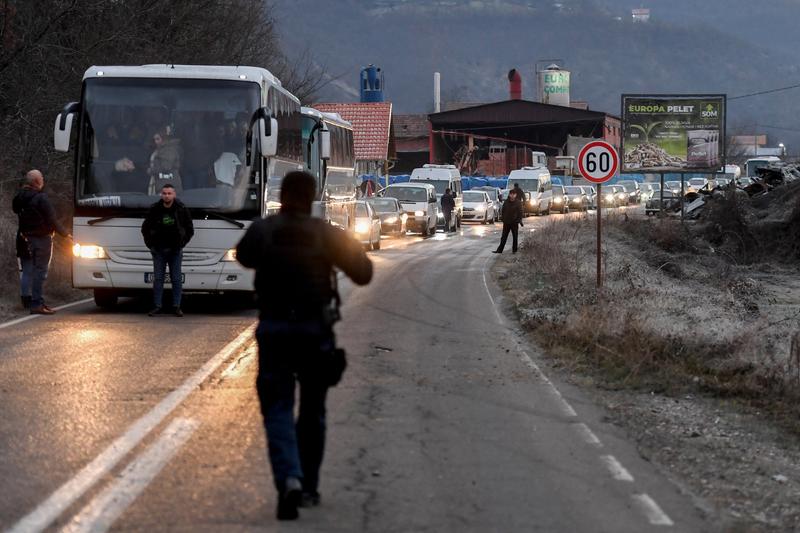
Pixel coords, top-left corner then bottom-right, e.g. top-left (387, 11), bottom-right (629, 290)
top-left (0, 298), bottom-right (94, 330)
top-left (221, 343), bottom-right (256, 380)
top-left (600, 455), bottom-right (635, 482)
top-left (518, 350), bottom-right (577, 417)
top-left (481, 254), bottom-right (577, 417)
top-left (632, 493), bottom-right (675, 526)
top-left (574, 422), bottom-right (602, 447)
top-left (8, 324), bottom-right (256, 533)
top-left (62, 418), bottom-right (199, 533)
top-left (481, 254), bottom-right (505, 325)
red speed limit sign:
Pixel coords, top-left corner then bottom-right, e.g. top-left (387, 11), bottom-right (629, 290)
top-left (578, 141), bottom-right (619, 183)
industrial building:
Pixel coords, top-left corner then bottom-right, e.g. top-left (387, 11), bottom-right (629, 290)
top-left (424, 66), bottom-right (621, 175)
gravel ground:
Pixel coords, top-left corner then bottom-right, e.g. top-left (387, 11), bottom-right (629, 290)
top-left (495, 211), bottom-right (800, 531)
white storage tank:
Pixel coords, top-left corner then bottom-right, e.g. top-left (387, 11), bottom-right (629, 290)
top-left (538, 64), bottom-right (570, 107)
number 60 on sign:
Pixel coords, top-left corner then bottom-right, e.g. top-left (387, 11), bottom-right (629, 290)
top-left (578, 141), bottom-right (619, 184)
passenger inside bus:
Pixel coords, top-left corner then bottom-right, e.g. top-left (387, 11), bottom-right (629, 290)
top-left (146, 125), bottom-right (183, 194)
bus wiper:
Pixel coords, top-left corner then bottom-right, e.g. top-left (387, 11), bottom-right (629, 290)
top-left (87, 216), bottom-right (121, 225)
top-left (197, 209), bottom-right (245, 229)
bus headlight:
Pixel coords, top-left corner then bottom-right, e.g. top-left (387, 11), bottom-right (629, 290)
top-left (222, 249), bottom-right (237, 261)
top-left (72, 243), bottom-right (106, 259)
top-left (414, 210), bottom-right (424, 217)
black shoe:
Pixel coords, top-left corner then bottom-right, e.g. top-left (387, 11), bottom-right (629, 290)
top-left (277, 477), bottom-right (302, 520)
top-left (21, 296), bottom-right (31, 310)
top-left (173, 308), bottom-right (183, 317)
top-left (492, 250), bottom-right (502, 254)
top-left (300, 491), bottom-right (321, 508)
top-left (148, 307), bottom-right (163, 316)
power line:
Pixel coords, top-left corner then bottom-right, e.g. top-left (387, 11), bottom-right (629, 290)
top-left (729, 82), bottom-right (800, 101)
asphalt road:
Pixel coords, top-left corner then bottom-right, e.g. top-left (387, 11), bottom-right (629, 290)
top-left (0, 207), bottom-right (711, 532)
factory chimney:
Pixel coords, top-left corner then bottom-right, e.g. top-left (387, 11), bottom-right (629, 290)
top-left (434, 72), bottom-right (441, 113)
top-left (508, 69), bottom-right (522, 100)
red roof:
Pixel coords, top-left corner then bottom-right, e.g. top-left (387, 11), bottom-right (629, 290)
top-left (314, 102), bottom-right (393, 160)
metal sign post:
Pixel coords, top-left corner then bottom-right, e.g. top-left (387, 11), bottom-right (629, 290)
top-left (596, 182), bottom-right (602, 288)
top-left (577, 141), bottom-right (619, 289)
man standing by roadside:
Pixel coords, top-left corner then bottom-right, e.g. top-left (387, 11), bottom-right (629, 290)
top-left (141, 183), bottom-right (193, 317)
top-left (12, 170), bottom-right (72, 314)
top-left (493, 189), bottom-right (523, 254)
top-left (236, 171), bottom-right (372, 521)
top-left (440, 187), bottom-right (456, 233)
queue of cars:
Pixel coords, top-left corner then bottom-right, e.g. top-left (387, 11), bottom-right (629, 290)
top-left (353, 163), bottom-right (670, 249)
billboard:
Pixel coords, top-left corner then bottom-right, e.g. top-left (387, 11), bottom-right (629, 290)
top-left (621, 95), bottom-right (726, 172)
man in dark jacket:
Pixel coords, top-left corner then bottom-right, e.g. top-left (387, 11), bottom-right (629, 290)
top-left (512, 182), bottom-right (527, 208)
top-left (494, 190), bottom-right (524, 254)
top-left (141, 183), bottom-right (194, 316)
top-left (236, 171), bottom-right (372, 521)
top-left (12, 170), bottom-right (72, 314)
top-left (440, 188), bottom-right (456, 232)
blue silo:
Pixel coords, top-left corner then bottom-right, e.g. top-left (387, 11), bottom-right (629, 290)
top-left (360, 65), bottom-right (385, 103)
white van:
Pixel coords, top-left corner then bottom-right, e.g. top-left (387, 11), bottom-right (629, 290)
top-left (508, 165), bottom-right (552, 215)
top-left (410, 164), bottom-right (463, 229)
top-left (381, 182), bottom-right (438, 236)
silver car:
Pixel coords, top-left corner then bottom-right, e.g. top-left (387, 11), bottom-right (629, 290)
top-left (472, 186), bottom-right (502, 222)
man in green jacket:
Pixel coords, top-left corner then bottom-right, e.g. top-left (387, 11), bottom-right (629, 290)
top-left (141, 183), bottom-right (194, 316)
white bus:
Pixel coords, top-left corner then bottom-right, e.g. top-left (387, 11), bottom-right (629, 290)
top-left (744, 156), bottom-right (780, 178)
top-left (301, 107), bottom-right (357, 231)
top-left (54, 64), bottom-right (303, 307)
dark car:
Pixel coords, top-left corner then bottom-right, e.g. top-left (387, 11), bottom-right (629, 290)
top-left (367, 197), bottom-right (407, 236)
top-left (645, 188), bottom-right (681, 215)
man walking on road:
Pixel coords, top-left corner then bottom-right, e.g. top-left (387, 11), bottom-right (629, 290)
top-left (493, 189), bottom-right (523, 254)
top-left (12, 170), bottom-right (72, 314)
top-left (441, 187), bottom-right (456, 232)
top-left (141, 183), bottom-right (193, 317)
top-left (236, 171), bottom-right (373, 521)
top-left (512, 182), bottom-right (527, 208)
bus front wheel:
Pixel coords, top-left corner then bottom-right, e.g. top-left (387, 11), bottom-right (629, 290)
top-left (94, 289), bottom-right (118, 309)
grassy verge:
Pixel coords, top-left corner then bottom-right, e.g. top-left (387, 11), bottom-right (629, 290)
top-left (496, 211), bottom-right (800, 433)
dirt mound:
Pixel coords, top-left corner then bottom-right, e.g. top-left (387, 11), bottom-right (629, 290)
top-left (699, 178), bottom-right (800, 262)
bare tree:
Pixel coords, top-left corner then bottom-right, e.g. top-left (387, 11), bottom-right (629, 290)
top-left (0, 0), bottom-right (327, 183)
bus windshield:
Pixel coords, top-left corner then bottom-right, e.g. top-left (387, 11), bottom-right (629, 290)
top-left (509, 178), bottom-right (540, 192)
top-left (413, 179), bottom-right (449, 194)
top-left (77, 78), bottom-right (261, 215)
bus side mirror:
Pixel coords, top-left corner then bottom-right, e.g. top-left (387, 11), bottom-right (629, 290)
top-left (260, 117), bottom-right (278, 158)
top-left (54, 101), bottom-right (79, 152)
top-left (320, 126), bottom-right (331, 161)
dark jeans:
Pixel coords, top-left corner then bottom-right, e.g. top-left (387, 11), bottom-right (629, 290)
top-left (255, 319), bottom-right (332, 494)
top-left (443, 210), bottom-right (453, 232)
top-left (496, 223), bottom-right (519, 253)
top-left (20, 235), bottom-right (53, 307)
top-left (150, 247), bottom-right (183, 308)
